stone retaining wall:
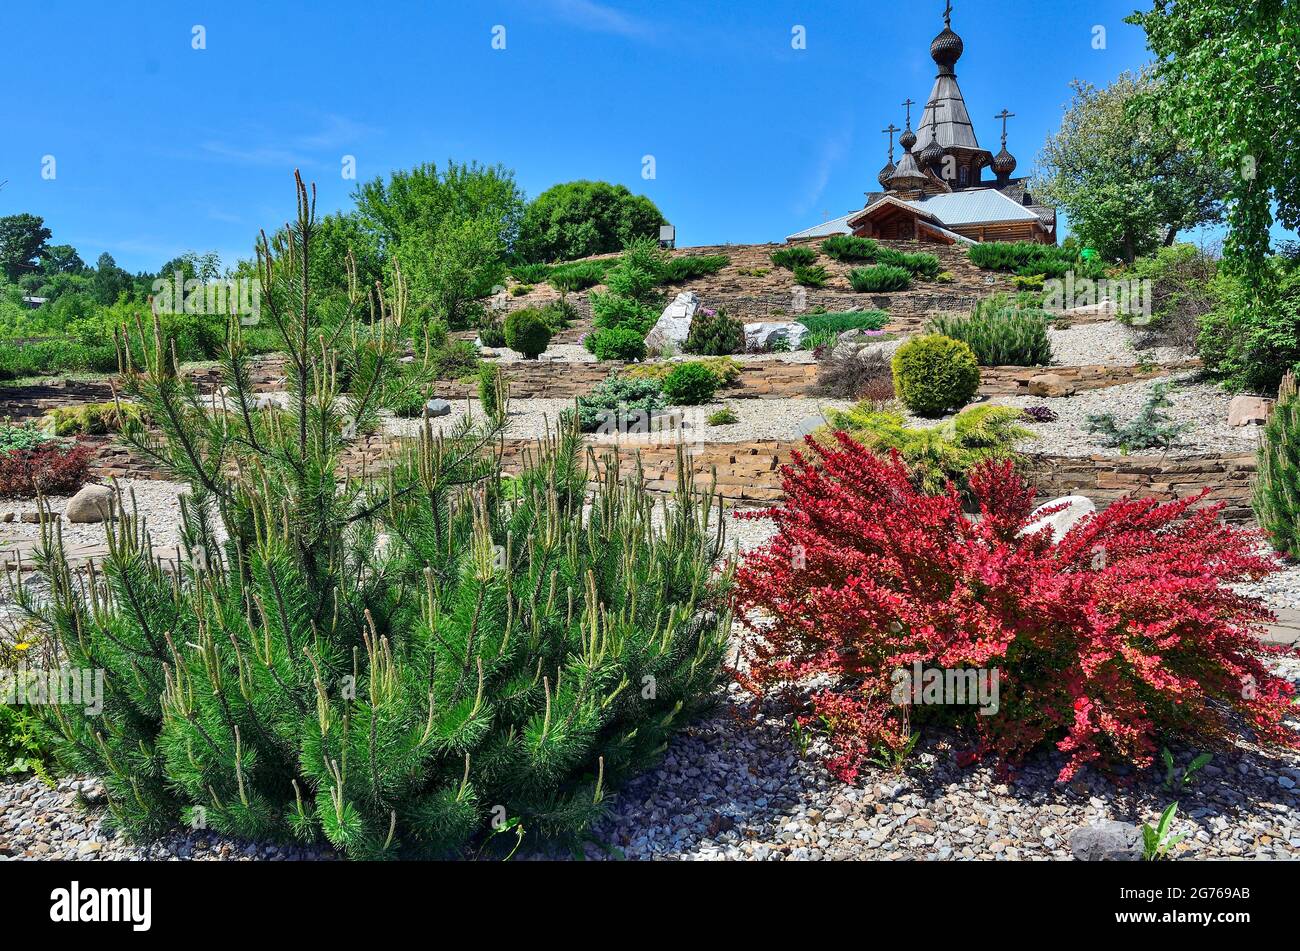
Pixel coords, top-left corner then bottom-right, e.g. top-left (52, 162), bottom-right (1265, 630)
top-left (978, 360), bottom-right (1203, 397)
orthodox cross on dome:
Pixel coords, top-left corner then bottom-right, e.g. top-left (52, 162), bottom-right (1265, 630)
top-left (882, 122), bottom-right (900, 162)
top-left (944, 0), bottom-right (953, 27)
top-left (995, 108), bottom-right (1015, 147)
top-left (902, 98), bottom-right (915, 130)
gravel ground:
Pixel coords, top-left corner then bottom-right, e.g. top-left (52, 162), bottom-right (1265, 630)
top-left (383, 397), bottom-right (851, 444)
top-left (1047, 320), bottom-right (1190, 368)
top-left (0, 480), bottom-right (199, 561)
top-left (961, 373), bottom-right (1258, 458)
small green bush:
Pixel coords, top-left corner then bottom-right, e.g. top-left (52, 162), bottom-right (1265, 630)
top-left (504, 308), bottom-right (552, 359)
top-left (798, 311), bottom-right (889, 335)
top-left (821, 235), bottom-right (880, 263)
top-left (478, 364), bottom-right (507, 423)
top-left (511, 263), bottom-right (552, 284)
top-left (771, 246), bottom-right (819, 270)
top-left (661, 362), bottom-right (721, 405)
top-left (707, 407), bottom-right (739, 426)
top-left (874, 248), bottom-right (941, 279)
top-left (821, 404), bottom-right (1031, 494)
top-left (590, 292), bottom-right (658, 336)
top-left (44, 401), bottom-right (144, 437)
top-left (623, 357), bottom-right (740, 387)
top-left (428, 339), bottom-right (481, 380)
top-left (510, 284), bottom-right (531, 297)
top-left (849, 265), bottom-right (912, 293)
top-left (548, 260), bottom-right (608, 292)
top-left (576, 373), bottom-right (664, 432)
top-left (683, 308), bottom-right (745, 356)
top-left (1085, 382), bottom-right (1189, 452)
top-left (661, 255), bottom-right (730, 283)
top-left (477, 316), bottom-right (507, 348)
top-left (588, 327), bottom-right (647, 362)
top-left (793, 264), bottom-right (830, 288)
top-left (891, 334), bottom-right (980, 416)
top-left (0, 423), bottom-right (51, 453)
top-left (538, 297), bottom-right (578, 332)
top-left (926, 295), bottom-right (1053, 366)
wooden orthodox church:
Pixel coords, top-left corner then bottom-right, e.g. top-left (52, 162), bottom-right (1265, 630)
top-left (788, 2), bottom-right (1056, 246)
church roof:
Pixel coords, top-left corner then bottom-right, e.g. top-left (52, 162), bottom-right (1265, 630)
top-left (913, 74), bottom-right (983, 153)
top-left (787, 188), bottom-right (1039, 241)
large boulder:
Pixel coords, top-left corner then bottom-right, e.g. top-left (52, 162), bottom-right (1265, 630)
top-left (1020, 495), bottom-right (1095, 543)
top-left (1068, 821), bottom-right (1143, 861)
top-left (1227, 394), bottom-right (1273, 427)
top-left (424, 399), bottom-right (452, 418)
top-left (1028, 373), bottom-right (1076, 398)
top-left (744, 321), bottom-right (807, 352)
top-left (65, 484), bottom-right (116, 524)
top-left (644, 292), bottom-right (700, 354)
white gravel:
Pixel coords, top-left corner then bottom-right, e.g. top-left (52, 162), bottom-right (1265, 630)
top-left (973, 374), bottom-right (1258, 458)
top-left (383, 397), bottom-right (851, 444)
top-left (1047, 320), bottom-right (1190, 368)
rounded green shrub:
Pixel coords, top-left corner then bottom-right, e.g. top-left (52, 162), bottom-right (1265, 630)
top-left (661, 362), bottom-right (720, 405)
top-left (589, 326), bottom-right (646, 362)
top-left (891, 334), bottom-right (980, 416)
top-left (504, 308), bottom-right (552, 359)
top-left (849, 265), bottom-right (912, 293)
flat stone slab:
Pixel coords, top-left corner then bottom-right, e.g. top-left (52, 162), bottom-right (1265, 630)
top-left (1262, 607), bottom-right (1300, 646)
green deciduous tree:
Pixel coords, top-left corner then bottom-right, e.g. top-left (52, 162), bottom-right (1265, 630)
top-left (0, 214), bottom-right (53, 282)
top-left (1034, 70), bottom-right (1231, 262)
top-left (516, 181), bottom-right (664, 264)
top-left (1129, 0), bottom-right (1300, 278)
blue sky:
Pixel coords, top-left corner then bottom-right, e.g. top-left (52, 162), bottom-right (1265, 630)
top-left (3, 0), bottom-right (1180, 273)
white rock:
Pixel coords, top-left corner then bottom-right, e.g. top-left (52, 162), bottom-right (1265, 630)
top-left (1020, 495), bottom-right (1095, 543)
top-left (744, 321), bottom-right (807, 351)
top-left (65, 484), bottom-right (117, 524)
top-left (644, 291), bottom-right (700, 354)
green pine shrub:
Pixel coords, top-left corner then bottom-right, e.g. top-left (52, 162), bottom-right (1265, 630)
top-left (588, 327), bottom-right (647, 362)
top-left (793, 264), bottom-right (830, 288)
top-left (797, 310), bottom-right (889, 335)
top-left (821, 235), bottom-right (879, 262)
top-left (874, 248), bottom-right (941, 279)
top-left (575, 372), bottom-right (665, 432)
top-left (707, 406), bottom-right (739, 426)
top-left (891, 334), bottom-right (980, 416)
top-left (771, 245), bottom-right (819, 270)
top-left (504, 308), bottom-right (552, 359)
top-left (849, 265), bottom-right (912, 293)
top-left (548, 260), bottom-right (608, 292)
top-left (660, 363), bottom-right (722, 405)
top-left (926, 295), bottom-right (1053, 366)
top-left (1085, 382), bottom-right (1190, 452)
top-left (16, 174), bottom-right (733, 859)
top-left (683, 308), bottom-right (745, 356)
top-left (660, 255), bottom-right (730, 283)
top-left (477, 364), bottom-right (508, 425)
top-left (1255, 371), bottom-right (1300, 557)
top-left (511, 263), bottom-right (552, 284)
top-left (822, 403), bottom-right (1031, 494)
top-left (0, 422), bottom-right (52, 453)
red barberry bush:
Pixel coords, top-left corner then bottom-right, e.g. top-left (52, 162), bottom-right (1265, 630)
top-left (734, 431), bottom-right (1298, 783)
top-left (0, 442), bottom-right (91, 498)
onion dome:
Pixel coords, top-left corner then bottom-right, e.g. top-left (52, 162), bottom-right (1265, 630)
top-left (899, 126), bottom-right (917, 151)
top-left (930, 27), bottom-right (963, 75)
top-left (992, 146), bottom-right (1017, 178)
top-left (918, 138), bottom-right (946, 171)
top-left (877, 161), bottom-right (897, 189)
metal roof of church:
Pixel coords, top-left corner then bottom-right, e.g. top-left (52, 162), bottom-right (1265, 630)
top-left (906, 188), bottom-right (1039, 224)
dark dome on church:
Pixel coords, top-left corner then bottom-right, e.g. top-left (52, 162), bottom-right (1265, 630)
top-left (899, 126), bottom-right (917, 151)
top-left (877, 161), bottom-right (897, 189)
top-left (992, 146), bottom-right (1017, 177)
top-left (930, 27), bottom-right (963, 72)
top-left (918, 139), bottom-right (946, 170)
